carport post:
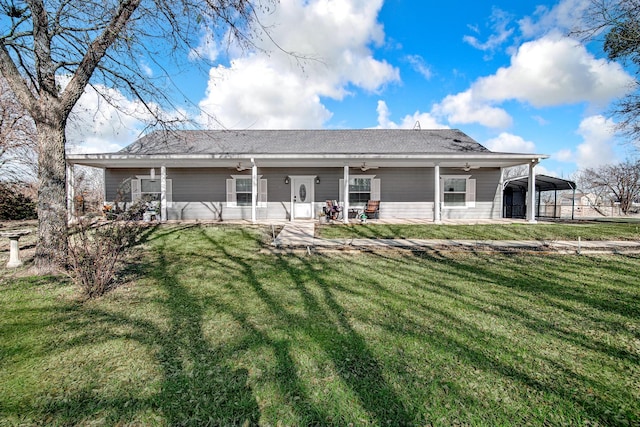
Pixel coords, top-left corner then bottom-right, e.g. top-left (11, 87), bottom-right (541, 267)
top-left (527, 160), bottom-right (538, 223)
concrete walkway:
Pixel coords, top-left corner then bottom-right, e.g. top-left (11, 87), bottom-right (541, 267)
top-left (272, 223), bottom-right (640, 253)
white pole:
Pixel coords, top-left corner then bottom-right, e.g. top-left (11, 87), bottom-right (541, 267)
top-left (434, 164), bottom-right (441, 224)
top-left (343, 165), bottom-right (350, 224)
top-left (251, 159), bottom-right (257, 224)
top-left (528, 160), bottom-right (538, 223)
top-left (160, 165), bottom-right (167, 221)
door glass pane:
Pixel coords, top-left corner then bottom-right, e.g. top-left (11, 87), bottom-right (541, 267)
top-left (299, 184), bottom-right (307, 202)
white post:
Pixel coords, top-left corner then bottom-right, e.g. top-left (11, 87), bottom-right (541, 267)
top-left (527, 160), bottom-right (538, 223)
top-left (343, 165), bottom-right (350, 224)
top-left (498, 167), bottom-right (504, 219)
top-left (66, 163), bottom-right (75, 220)
top-left (251, 159), bottom-right (257, 224)
top-left (160, 165), bottom-right (167, 221)
top-left (434, 164), bottom-right (441, 224)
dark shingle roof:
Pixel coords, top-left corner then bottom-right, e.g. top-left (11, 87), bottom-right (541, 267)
top-left (119, 129), bottom-right (491, 155)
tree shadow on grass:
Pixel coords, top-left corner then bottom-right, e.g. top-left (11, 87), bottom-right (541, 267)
top-left (198, 227), bottom-right (416, 425)
top-left (6, 231), bottom-right (260, 426)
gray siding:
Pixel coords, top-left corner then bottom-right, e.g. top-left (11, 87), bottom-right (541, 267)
top-left (104, 166), bottom-right (503, 220)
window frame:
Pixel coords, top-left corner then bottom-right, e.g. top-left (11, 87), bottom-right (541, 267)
top-left (132, 175), bottom-right (172, 208)
top-left (441, 175), bottom-right (476, 209)
top-left (226, 175), bottom-right (267, 208)
top-left (339, 175), bottom-right (380, 208)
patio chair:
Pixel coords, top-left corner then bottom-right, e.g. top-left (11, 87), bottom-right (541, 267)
top-left (324, 200), bottom-right (342, 221)
top-left (363, 200), bottom-right (380, 219)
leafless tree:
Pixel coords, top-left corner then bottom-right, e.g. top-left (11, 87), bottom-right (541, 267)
top-left (503, 165), bottom-right (529, 180)
top-left (0, 0), bottom-right (277, 272)
top-left (0, 77), bottom-right (37, 182)
top-left (578, 159), bottom-right (640, 214)
top-left (572, 0), bottom-right (640, 142)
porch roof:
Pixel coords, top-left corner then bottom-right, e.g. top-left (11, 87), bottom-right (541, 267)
top-left (67, 129), bottom-right (549, 169)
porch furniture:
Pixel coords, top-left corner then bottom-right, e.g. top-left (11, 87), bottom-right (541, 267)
top-left (323, 200), bottom-right (343, 221)
top-left (363, 200), bottom-right (380, 219)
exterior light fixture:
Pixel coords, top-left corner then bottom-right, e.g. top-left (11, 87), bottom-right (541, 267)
top-left (315, 176), bottom-right (320, 184)
top-left (284, 176), bottom-right (290, 184)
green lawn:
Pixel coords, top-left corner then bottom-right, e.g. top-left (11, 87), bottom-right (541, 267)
top-left (1, 224), bottom-right (638, 426)
top-left (317, 221), bottom-right (640, 241)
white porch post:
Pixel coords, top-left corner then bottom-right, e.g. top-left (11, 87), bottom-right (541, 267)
top-left (343, 165), bottom-right (350, 224)
top-left (251, 158), bottom-right (257, 224)
top-left (160, 165), bottom-right (167, 221)
top-left (66, 163), bottom-right (75, 220)
top-left (433, 164), bottom-right (441, 224)
top-left (498, 167), bottom-right (504, 219)
top-left (527, 160), bottom-right (538, 223)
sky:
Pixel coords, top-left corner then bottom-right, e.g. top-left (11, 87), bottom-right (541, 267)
top-left (66, 0), bottom-right (639, 178)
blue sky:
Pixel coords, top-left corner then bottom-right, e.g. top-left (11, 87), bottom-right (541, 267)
top-left (68, 0), bottom-right (638, 178)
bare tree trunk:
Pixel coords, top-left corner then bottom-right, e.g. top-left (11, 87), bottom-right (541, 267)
top-left (34, 120), bottom-right (68, 273)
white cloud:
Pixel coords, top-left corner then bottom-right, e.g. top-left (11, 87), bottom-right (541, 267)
top-left (484, 132), bottom-right (536, 153)
top-left (374, 100), bottom-right (447, 129)
top-left (405, 55), bottom-right (432, 79)
top-left (431, 34), bottom-right (633, 129)
top-left (189, 26), bottom-right (221, 62)
top-left (197, 0), bottom-right (400, 129)
top-left (463, 8), bottom-right (515, 53)
top-left (433, 90), bottom-right (512, 128)
top-left (473, 35), bottom-right (634, 107)
top-left (65, 80), bottom-right (186, 153)
top-left (575, 115), bottom-right (617, 169)
top-left (519, 0), bottom-right (591, 38)
top-left (554, 149), bottom-right (574, 162)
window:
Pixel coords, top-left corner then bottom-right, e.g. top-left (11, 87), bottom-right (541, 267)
top-left (140, 178), bottom-right (161, 201)
top-left (339, 176), bottom-right (380, 207)
top-left (131, 176), bottom-right (172, 207)
top-left (235, 178), bottom-right (252, 206)
top-left (349, 177), bottom-right (371, 204)
top-left (226, 176), bottom-right (267, 207)
top-left (441, 175), bottom-right (475, 208)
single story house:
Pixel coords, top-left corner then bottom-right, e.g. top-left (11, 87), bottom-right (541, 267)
top-left (66, 129), bottom-right (549, 223)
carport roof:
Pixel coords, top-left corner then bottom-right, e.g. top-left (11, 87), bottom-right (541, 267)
top-left (505, 174), bottom-right (576, 191)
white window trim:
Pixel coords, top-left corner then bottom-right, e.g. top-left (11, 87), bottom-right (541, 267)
top-left (339, 175), bottom-right (380, 209)
top-left (441, 175), bottom-right (475, 209)
top-left (226, 175), bottom-right (267, 208)
top-left (132, 175), bottom-right (172, 208)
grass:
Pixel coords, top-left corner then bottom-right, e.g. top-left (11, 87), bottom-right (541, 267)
top-left (1, 224), bottom-right (639, 426)
top-left (317, 221), bottom-right (640, 241)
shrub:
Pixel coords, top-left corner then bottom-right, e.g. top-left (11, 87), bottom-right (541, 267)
top-left (67, 218), bottom-right (145, 299)
top-left (0, 183), bottom-right (36, 220)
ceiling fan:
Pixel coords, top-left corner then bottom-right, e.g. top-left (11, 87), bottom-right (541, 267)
top-left (462, 162), bottom-right (480, 172)
top-left (360, 162), bottom-right (379, 172)
top-left (233, 162), bottom-right (251, 171)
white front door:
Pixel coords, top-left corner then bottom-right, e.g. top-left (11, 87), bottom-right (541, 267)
top-left (291, 176), bottom-right (315, 220)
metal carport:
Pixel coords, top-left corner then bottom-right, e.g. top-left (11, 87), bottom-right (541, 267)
top-left (503, 174), bottom-right (577, 220)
